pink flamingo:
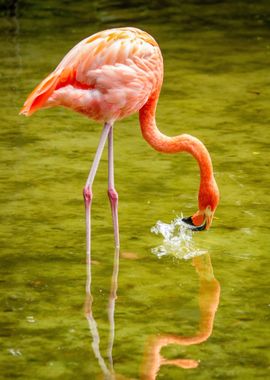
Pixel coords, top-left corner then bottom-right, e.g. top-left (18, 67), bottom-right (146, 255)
top-left (20, 27), bottom-right (219, 254)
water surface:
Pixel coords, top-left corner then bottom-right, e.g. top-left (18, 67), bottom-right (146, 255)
top-left (1, 1), bottom-right (270, 379)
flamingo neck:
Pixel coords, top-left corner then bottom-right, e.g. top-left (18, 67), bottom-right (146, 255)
top-left (139, 92), bottom-right (214, 183)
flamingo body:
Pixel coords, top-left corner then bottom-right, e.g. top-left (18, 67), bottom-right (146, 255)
top-left (20, 27), bottom-right (163, 123)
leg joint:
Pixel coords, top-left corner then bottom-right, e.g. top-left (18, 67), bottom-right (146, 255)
top-left (108, 188), bottom-right (118, 201)
top-left (83, 186), bottom-right (93, 204)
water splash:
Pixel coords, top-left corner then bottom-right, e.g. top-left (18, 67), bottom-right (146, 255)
top-left (151, 216), bottom-right (207, 260)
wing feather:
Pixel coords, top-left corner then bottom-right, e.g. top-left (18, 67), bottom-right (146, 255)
top-left (21, 27), bottom-right (163, 118)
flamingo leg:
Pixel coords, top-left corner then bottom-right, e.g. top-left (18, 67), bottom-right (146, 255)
top-left (107, 126), bottom-right (120, 249)
top-left (84, 122), bottom-right (112, 294)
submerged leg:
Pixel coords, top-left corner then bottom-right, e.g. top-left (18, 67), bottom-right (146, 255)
top-left (84, 122), bottom-right (112, 295)
top-left (107, 126), bottom-right (120, 248)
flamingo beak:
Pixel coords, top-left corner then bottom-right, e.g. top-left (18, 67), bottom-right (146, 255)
top-left (181, 215), bottom-right (207, 231)
top-left (181, 208), bottom-right (214, 231)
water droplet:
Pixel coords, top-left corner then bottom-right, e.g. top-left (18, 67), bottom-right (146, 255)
top-left (26, 316), bottom-right (36, 323)
top-left (8, 349), bottom-right (22, 357)
top-left (151, 216), bottom-right (207, 260)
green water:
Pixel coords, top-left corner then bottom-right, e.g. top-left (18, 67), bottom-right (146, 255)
top-left (1, 1), bottom-right (270, 379)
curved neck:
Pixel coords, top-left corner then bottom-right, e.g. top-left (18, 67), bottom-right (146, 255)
top-left (141, 254), bottom-right (220, 378)
top-left (139, 93), bottom-right (214, 182)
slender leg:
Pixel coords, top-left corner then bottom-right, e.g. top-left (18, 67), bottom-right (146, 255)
top-left (107, 126), bottom-right (120, 248)
top-left (84, 122), bottom-right (112, 295)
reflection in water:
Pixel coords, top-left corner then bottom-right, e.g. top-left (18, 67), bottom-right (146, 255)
top-left (141, 254), bottom-right (220, 379)
top-left (107, 247), bottom-right (120, 373)
top-left (85, 251), bottom-right (220, 379)
top-left (84, 293), bottom-right (111, 378)
top-left (84, 247), bottom-right (120, 379)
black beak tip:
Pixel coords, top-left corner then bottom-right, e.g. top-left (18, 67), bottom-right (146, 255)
top-left (181, 216), bottom-right (206, 231)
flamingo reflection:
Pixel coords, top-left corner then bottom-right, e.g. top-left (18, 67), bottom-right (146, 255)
top-left (141, 254), bottom-right (220, 379)
top-left (85, 251), bottom-right (220, 379)
top-left (84, 246), bottom-right (120, 379)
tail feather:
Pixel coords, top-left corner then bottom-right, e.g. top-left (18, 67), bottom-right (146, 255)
top-left (20, 71), bottom-right (62, 116)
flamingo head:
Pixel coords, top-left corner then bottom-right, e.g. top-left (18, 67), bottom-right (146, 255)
top-left (182, 177), bottom-right (219, 231)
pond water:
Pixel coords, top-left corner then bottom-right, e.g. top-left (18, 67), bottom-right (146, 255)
top-left (1, 0), bottom-right (270, 379)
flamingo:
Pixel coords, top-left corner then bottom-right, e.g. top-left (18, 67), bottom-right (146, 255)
top-left (20, 27), bottom-right (219, 256)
